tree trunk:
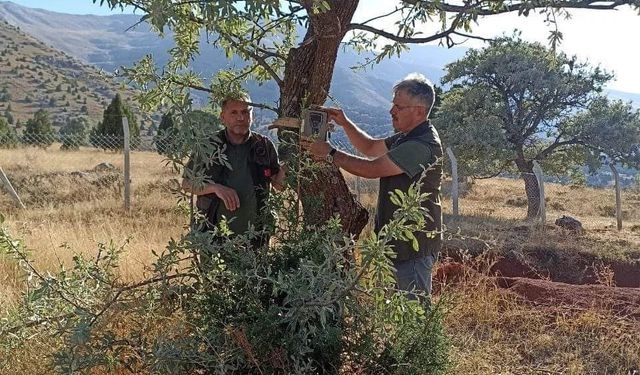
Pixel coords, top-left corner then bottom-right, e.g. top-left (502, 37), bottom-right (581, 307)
top-left (515, 156), bottom-right (540, 219)
top-left (277, 0), bottom-right (369, 237)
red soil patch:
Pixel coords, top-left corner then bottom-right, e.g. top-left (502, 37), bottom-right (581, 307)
top-left (433, 262), bottom-right (477, 294)
top-left (436, 261), bottom-right (640, 318)
top-left (490, 256), bottom-right (540, 279)
top-left (444, 237), bottom-right (640, 287)
top-left (497, 276), bottom-right (640, 318)
top-left (490, 254), bottom-right (640, 287)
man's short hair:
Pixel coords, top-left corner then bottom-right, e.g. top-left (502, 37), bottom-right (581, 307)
top-left (393, 73), bottom-right (435, 115)
top-left (221, 92), bottom-right (252, 110)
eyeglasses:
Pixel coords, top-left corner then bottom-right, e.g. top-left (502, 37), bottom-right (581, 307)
top-left (391, 104), bottom-right (426, 111)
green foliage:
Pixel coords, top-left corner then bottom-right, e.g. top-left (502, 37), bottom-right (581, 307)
top-left (23, 108), bottom-right (54, 147)
top-left (155, 109), bottom-right (221, 156)
top-left (0, 115), bottom-right (18, 147)
top-left (90, 93), bottom-right (139, 149)
top-left (0, 163), bottom-right (449, 374)
top-left (435, 36), bottom-right (640, 213)
top-left (3, 108), bottom-right (13, 125)
top-left (59, 116), bottom-right (89, 150)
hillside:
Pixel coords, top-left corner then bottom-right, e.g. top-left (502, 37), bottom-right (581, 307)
top-left (0, 0), bottom-right (467, 135)
top-left (0, 19), bottom-right (141, 129)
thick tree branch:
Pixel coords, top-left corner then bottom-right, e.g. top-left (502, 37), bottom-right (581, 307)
top-left (472, 159), bottom-right (513, 179)
top-left (167, 78), bottom-right (279, 113)
top-left (348, 1), bottom-right (635, 44)
top-left (534, 137), bottom-right (580, 161)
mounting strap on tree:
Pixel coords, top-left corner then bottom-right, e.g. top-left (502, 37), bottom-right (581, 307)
top-left (267, 117), bottom-right (300, 131)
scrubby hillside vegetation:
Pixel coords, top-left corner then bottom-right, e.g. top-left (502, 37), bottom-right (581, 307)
top-left (0, 20), bottom-right (145, 130)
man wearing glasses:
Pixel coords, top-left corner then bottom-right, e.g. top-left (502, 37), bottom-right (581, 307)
top-left (304, 73), bottom-right (443, 301)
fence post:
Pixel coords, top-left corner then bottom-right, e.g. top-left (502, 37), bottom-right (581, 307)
top-left (445, 147), bottom-right (459, 217)
top-left (0, 167), bottom-right (25, 209)
top-left (609, 163), bottom-right (622, 230)
top-left (532, 161), bottom-right (545, 226)
top-left (123, 117), bottom-right (131, 213)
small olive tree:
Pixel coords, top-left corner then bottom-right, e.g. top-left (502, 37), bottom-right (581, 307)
top-left (436, 36), bottom-right (640, 218)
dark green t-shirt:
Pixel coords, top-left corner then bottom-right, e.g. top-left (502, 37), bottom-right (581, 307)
top-left (214, 141), bottom-right (258, 235)
top-left (185, 130), bottom-right (280, 236)
top-left (375, 121), bottom-right (443, 261)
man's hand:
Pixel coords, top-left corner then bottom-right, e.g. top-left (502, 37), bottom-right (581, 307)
top-left (183, 179), bottom-right (240, 211)
top-left (210, 183), bottom-right (240, 211)
top-left (324, 107), bottom-right (349, 128)
top-left (300, 138), bottom-right (332, 161)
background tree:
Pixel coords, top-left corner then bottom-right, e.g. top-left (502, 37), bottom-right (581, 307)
top-left (100, 0), bottom-right (640, 235)
top-left (23, 108), bottom-right (54, 148)
top-left (60, 116), bottom-right (89, 150)
top-left (0, 116), bottom-right (18, 148)
top-left (4, 105), bottom-right (13, 125)
top-left (435, 36), bottom-right (640, 218)
top-left (90, 93), bottom-right (139, 149)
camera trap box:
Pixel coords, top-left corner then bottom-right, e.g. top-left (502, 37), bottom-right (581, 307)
top-left (302, 109), bottom-right (329, 140)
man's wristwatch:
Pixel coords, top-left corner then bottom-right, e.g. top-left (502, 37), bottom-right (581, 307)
top-left (325, 147), bottom-right (337, 163)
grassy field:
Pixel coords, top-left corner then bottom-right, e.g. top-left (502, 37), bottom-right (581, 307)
top-left (0, 146), bottom-right (185, 316)
top-left (2, 146), bottom-right (640, 374)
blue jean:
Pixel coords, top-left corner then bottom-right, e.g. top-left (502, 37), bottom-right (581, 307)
top-left (393, 254), bottom-right (435, 300)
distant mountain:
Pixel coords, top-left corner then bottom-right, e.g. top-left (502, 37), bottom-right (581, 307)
top-left (0, 0), bottom-right (635, 137)
top-left (607, 89), bottom-right (640, 108)
top-left (0, 0), bottom-right (467, 135)
top-left (0, 18), bottom-right (140, 128)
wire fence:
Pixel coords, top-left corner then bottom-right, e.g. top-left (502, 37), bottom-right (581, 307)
top-left (0, 132), bottom-right (358, 154)
top-left (0, 133), bottom-right (169, 152)
top-left (0, 131), bottom-right (636, 230)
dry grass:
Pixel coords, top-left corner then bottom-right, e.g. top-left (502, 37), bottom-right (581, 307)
top-left (453, 177), bottom-right (640, 225)
top-left (0, 147), bottom-right (185, 314)
top-left (441, 271), bottom-right (640, 374)
top-left (445, 178), bottom-right (640, 260)
top-left (2, 147), bottom-right (640, 373)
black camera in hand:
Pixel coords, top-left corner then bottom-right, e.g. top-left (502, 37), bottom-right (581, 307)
top-left (302, 109), bottom-right (330, 140)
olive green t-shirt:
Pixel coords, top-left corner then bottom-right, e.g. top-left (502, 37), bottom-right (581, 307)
top-left (375, 122), bottom-right (443, 261)
top-left (215, 141), bottom-right (258, 235)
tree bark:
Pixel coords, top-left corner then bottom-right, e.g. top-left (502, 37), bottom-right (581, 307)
top-left (515, 156), bottom-right (539, 219)
top-left (277, 0), bottom-right (369, 237)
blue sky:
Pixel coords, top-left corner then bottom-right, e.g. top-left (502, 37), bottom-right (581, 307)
top-left (7, 1), bottom-right (640, 93)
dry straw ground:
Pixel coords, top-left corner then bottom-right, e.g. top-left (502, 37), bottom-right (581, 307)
top-left (2, 146), bottom-right (640, 374)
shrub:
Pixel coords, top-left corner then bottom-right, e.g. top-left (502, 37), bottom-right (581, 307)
top-left (23, 109), bottom-right (54, 148)
top-left (0, 116), bottom-right (18, 148)
top-left (0, 159), bottom-right (450, 374)
top-left (59, 117), bottom-right (89, 150)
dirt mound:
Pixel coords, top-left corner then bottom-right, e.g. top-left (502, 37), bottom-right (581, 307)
top-left (435, 261), bottom-right (640, 318)
top-left (443, 232), bottom-right (640, 287)
top-left (497, 276), bottom-right (640, 318)
top-left (487, 251), bottom-right (640, 287)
